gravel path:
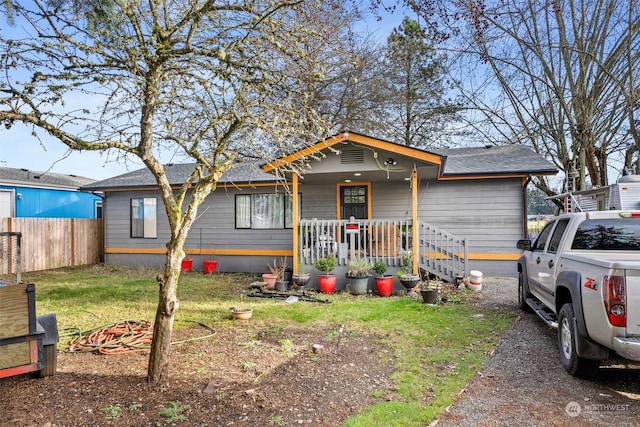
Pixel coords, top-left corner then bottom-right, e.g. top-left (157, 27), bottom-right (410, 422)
top-left (435, 277), bottom-right (640, 427)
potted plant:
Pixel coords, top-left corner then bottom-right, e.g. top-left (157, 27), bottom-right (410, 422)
top-left (314, 254), bottom-right (337, 294)
top-left (267, 257), bottom-right (289, 291)
top-left (345, 257), bottom-right (372, 295)
top-left (292, 261), bottom-right (311, 290)
top-left (420, 278), bottom-right (441, 305)
top-left (372, 260), bottom-right (393, 297)
top-left (397, 250), bottom-right (420, 295)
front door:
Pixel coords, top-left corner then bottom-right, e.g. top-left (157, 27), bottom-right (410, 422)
top-left (340, 185), bottom-right (368, 220)
top-left (339, 185), bottom-right (369, 254)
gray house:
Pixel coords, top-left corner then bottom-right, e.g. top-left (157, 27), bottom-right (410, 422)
top-left (82, 132), bottom-right (557, 290)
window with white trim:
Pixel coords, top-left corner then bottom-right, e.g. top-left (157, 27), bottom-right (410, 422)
top-left (131, 198), bottom-right (157, 238)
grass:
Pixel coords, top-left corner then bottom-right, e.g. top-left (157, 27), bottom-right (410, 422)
top-left (25, 264), bottom-right (516, 426)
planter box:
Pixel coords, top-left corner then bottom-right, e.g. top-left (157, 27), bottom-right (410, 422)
top-left (0, 283), bottom-right (36, 339)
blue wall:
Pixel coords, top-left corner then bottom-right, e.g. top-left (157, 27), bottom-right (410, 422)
top-left (1, 186), bottom-right (101, 218)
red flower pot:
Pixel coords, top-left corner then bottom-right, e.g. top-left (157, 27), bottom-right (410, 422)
top-left (181, 258), bottom-right (193, 272)
top-left (318, 274), bottom-right (337, 294)
top-left (203, 260), bottom-right (218, 274)
top-left (375, 276), bottom-right (394, 297)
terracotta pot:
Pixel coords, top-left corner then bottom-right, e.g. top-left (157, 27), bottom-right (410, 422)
top-left (203, 260), bottom-right (217, 274)
top-left (262, 273), bottom-right (277, 289)
top-left (375, 275), bottom-right (394, 297)
top-left (318, 274), bottom-right (336, 294)
top-left (181, 258), bottom-right (193, 272)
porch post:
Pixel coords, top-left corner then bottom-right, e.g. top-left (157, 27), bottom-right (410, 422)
top-left (411, 167), bottom-right (419, 275)
top-left (292, 173), bottom-right (300, 273)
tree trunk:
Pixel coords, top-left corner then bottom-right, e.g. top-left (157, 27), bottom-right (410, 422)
top-left (147, 251), bottom-right (182, 385)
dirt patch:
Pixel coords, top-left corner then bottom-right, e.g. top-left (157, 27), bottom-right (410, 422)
top-left (2, 321), bottom-right (395, 426)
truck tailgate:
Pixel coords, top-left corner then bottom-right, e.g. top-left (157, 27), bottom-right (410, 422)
top-left (627, 270), bottom-right (640, 335)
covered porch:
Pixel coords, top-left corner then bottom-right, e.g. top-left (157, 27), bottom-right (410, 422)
top-left (294, 218), bottom-right (468, 283)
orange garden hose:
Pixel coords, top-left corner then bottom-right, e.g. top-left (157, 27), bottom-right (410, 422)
top-left (64, 319), bottom-right (216, 355)
top-left (67, 320), bottom-right (154, 355)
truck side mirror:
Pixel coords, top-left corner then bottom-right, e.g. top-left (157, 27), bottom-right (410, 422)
top-left (517, 239), bottom-right (532, 251)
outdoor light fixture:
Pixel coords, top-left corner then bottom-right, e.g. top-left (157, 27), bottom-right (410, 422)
top-left (384, 158), bottom-right (397, 166)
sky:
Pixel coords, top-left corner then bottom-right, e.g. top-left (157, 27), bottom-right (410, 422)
top-left (0, 5), bottom-right (413, 181)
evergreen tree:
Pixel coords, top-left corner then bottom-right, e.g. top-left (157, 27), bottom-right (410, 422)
top-left (382, 17), bottom-right (461, 148)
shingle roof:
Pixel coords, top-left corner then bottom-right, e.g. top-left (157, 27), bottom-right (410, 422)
top-left (435, 144), bottom-right (557, 176)
top-left (82, 162), bottom-right (277, 191)
top-left (81, 142), bottom-right (557, 190)
top-left (0, 166), bottom-right (96, 189)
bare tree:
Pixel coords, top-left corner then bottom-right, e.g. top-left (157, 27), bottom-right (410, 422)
top-left (0, 0), bottom-right (349, 384)
top-left (277, 5), bottom-right (391, 137)
top-left (400, 0), bottom-right (640, 190)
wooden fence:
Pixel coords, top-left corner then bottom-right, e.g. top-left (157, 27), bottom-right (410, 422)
top-left (0, 218), bottom-right (103, 273)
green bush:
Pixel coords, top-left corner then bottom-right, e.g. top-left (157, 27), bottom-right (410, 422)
top-left (314, 253), bottom-right (337, 274)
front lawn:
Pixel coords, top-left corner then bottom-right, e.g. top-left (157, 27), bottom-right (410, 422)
top-left (25, 264), bottom-right (516, 426)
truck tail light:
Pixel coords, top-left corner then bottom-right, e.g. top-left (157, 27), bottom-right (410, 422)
top-left (603, 275), bottom-right (626, 327)
top-left (619, 212), bottom-right (640, 218)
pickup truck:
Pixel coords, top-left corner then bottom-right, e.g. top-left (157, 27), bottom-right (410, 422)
top-left (517, 210), bottom-right (640, 378)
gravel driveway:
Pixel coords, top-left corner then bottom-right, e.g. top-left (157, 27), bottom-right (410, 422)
top-left (435, 277), bottom-right (640, 427)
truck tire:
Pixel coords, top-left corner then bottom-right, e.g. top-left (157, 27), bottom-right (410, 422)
top-left (37, 344), bottom-right (58, 378)
top-left (558, 304), bottom-right (600, 378)
top-left (518, 270), bottom-right (532, 312)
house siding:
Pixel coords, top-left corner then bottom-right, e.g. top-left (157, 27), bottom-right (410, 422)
top-left (104, 178), bottom-right (522, 277)
top-left (0, 185), bottom-right (100, 218)
top-left (105, 187), bottom-right (295, 273)
top-left (418, 179), bottom-right (522, 276)
top-left (300, 184), bottom-right (337, 219)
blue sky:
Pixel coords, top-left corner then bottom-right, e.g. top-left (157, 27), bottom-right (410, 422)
top-left (0, 5), bottom-right (412, 181)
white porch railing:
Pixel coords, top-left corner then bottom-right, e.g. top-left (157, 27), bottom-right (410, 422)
top-left (418, 222), bottom-right (468, 283)
top-left (298, 218), bottom-right (467, 283)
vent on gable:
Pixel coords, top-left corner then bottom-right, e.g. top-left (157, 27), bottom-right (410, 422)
top-left (340, 148), bottom-right (365, 164)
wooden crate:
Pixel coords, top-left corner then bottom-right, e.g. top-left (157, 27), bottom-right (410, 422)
top-left (0, 283), bottom-right (36, 339)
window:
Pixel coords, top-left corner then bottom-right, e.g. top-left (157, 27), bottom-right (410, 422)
top-left (235, 193), bottom-right (296, 229)
top-left (131, 198), bottom-right (157, 238)
top-left (547, 219), bottom-right (569, 254)
top-left (532, 221), bottom-right (554, 251)
top-left (95, 201), bottom-right (103, 219)
top-left (572, 218), bottom-right (640, 250)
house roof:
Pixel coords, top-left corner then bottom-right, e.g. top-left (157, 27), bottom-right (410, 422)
top-left (434, 144), bottom-right (558, 177)
top-left (263, 131), bottom-right (557, 178)
top-left (80, 133), bottom-right (558, 191)
top-left (82, 162), bottom-right (277, 191)
top-left (0, 166), bottom-right (96, 190)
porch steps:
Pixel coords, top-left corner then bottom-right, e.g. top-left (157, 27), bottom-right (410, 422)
top-left (417, 221), bottom-right (467, 283)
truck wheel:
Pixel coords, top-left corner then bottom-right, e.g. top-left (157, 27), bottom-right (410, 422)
top-left (558, 304), bottom-right (600, 378)
top-left (37, 344), bottom-right (58, 378)
top-left (518, 270), bottom-right (532, 312)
